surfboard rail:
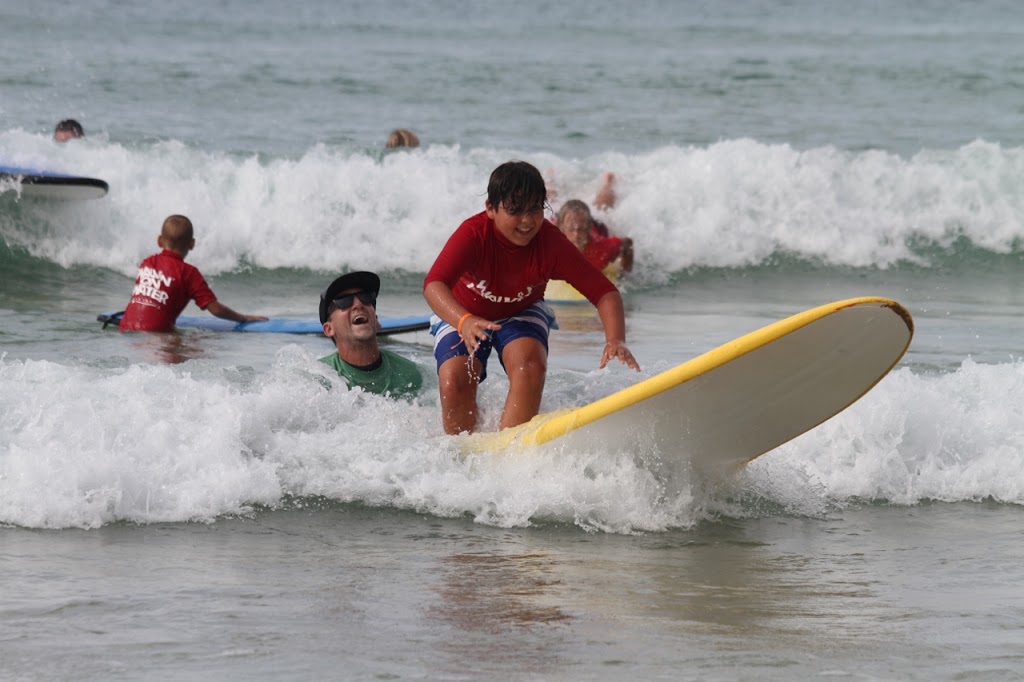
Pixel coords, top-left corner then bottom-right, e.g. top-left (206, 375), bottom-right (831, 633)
top-left (464, 296), bottom-right (914, 475)
top-left (1, 165), bottom-right (109, 200)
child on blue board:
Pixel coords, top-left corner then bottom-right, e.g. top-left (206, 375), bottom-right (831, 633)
top-left (119, 214), bottom-right (267, 332)
top-left (423, 160), bottom-right (640, 435)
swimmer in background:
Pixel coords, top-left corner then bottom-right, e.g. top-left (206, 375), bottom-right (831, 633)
top-left (554, 172), bottom-right (633, 273)
top-left (555, 198), bottom-right (633, 274)
top-left (386, 128), bottom-right (420, 148)
top-left (548, 171), bottom-right (633, 272)
top-left (54, 119), bottom-right (84, 142)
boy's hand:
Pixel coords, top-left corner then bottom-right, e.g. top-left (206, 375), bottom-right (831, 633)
top-left (600, 340), bottom-right (640, 371)
top-left (457, 315), bottom-right (501, 355)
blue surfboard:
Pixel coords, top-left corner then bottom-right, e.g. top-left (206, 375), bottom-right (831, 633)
top-left (97, 311), bottom-right (430, 336)
top-left (1, 164), bottom-right (108, 200)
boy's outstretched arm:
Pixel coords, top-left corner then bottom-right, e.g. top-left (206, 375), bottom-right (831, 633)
top-left (595, 291), bottom-right (640, 371)
top-left (206, 300), bottom-right (268, 323)
top-left (423, 281), bottom-right (501, 355)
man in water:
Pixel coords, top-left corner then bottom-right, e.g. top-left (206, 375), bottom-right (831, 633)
top-left (319, 271), bottom-right (423, 398)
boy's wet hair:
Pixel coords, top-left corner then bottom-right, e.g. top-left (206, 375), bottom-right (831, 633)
top-left (487, 161), bottom-right (548, 215)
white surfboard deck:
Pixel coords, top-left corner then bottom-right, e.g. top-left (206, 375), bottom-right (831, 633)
top-left (0, 165), bottom-right (109, 200)
top-left (463, 297), bottom-right (914, 479)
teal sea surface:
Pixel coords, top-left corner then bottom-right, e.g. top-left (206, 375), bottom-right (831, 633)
top-left (3, 1), bottom-right (1024, 679)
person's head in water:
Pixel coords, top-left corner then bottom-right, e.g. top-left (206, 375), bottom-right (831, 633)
top-left (386, 128), bottom-right (420, 148)
top-left (54, 119), bottom-right (84, 142)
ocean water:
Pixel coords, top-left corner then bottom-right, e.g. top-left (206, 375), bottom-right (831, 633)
top-left (3, 1), bottom-right (1024, 679)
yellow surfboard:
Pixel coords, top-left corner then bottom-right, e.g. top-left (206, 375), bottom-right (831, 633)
top-left (463, 297), bottom-right (914, 479)
top-left (545, 263), bottom-right (621, 303)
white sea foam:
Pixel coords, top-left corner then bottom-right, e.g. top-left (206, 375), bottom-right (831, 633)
top-left (746, 361), bottom-right (1024, 506)
top-left (2, 131), bottom-right (1022, 277)
top-left (3, 348), bottom-right (1022, 532)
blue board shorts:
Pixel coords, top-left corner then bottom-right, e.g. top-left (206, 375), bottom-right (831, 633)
top-left (430, 301), bottom-right (558, 382)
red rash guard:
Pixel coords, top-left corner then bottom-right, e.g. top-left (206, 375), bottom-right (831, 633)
top-left (583, 235), bottom-right (624, 271)
top-left (424, 211), bottom-right (617, 320)
top-left (119, 250), bottom-right (217, 332)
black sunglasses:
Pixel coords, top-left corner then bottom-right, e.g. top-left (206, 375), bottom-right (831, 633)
top-left (331, 290), bottom-right (377, 310)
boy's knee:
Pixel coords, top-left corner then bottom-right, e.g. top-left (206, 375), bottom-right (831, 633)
top-left (505, 355), bottom-right (547, 386)
top-left (439, 356), bottom-right (481, 389)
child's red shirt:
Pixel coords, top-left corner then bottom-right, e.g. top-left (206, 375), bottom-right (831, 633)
top-left (119, 250), bottom-right (217, 332)
top-left (424, 211), bottom-right (617, 320)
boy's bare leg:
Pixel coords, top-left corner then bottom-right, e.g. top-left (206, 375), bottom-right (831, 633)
top-left (438, 355), bottom-right (482, 434)
top-left (498, 337), bottom-right (548, 430)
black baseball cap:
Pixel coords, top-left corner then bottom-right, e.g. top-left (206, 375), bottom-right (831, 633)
top-left (319, 271), bottom-right (381, 324)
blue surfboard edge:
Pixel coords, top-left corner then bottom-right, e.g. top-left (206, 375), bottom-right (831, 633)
top-left (1, 164), bottom-right (109, 199)
top-left (97, 311), bottom-right (430, 336)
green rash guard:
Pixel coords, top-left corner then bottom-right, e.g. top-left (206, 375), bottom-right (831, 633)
top-left (319, 349), bottom-right (423, 398)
